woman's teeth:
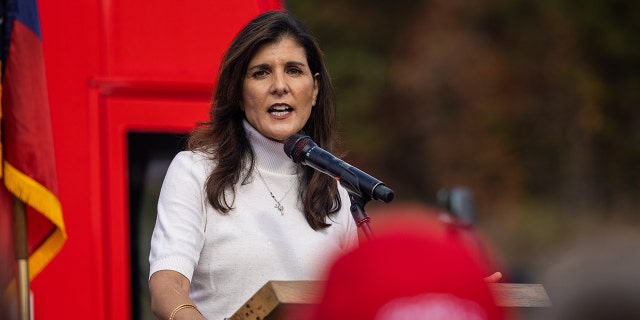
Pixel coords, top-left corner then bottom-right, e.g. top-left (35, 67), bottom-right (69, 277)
top-left (269, 105), bottom-right (292, 116)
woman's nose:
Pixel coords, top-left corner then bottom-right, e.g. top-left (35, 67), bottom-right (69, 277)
top-left (271, 72), bottom-right (289, 95)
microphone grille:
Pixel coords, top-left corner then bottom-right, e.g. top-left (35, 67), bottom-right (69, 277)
top-left (284, 134), bottom-right (313, 163)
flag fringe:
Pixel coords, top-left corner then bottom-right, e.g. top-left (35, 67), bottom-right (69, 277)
top-left (2, 160), bottom-right (67, 280)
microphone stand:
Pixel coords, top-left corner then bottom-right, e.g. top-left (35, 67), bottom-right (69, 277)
top-left (348, 193), bottom-right (375, 240)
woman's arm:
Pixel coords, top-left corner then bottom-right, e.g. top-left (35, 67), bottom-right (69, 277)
top-left (149, 270), bottom-right (206, 320)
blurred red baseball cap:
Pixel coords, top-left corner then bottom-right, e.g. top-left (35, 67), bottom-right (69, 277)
top-left (311, 206), bottom-right (504, 320)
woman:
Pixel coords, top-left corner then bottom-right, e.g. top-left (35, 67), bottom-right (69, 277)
top-left (148, 10), bottom-right (359, 320)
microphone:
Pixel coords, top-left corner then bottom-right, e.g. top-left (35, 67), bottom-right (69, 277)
top-left (284, 134), bottom-right (394, 203)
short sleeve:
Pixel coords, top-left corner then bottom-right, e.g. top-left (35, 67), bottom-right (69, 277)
top-left (148, 151), bottom-right (210, 281)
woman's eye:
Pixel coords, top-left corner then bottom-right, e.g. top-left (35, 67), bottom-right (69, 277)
top-left (287, 68), bottom-right (303, 75)
top-left (251, 70), bottom-right (269, 78)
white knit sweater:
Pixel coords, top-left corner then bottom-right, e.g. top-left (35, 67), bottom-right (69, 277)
top-left (149, 121), bottom-right (359, 319)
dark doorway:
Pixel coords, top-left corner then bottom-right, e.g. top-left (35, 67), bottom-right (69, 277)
top-left (128, 132), bottom-right (188, 320)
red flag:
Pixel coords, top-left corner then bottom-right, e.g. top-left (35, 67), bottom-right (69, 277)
top-left (1, 0), bottom-right (67, 284)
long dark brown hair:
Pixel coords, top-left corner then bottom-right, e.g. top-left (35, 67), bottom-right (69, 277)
top-left (188, 10), bottom-right (341, 230)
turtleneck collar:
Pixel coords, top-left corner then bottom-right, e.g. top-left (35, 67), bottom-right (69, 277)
top-left (243, 119), bottom-right (298, 175)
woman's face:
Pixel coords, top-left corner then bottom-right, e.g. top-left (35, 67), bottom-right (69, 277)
top-left (242, 36), bottom-right (319, 142)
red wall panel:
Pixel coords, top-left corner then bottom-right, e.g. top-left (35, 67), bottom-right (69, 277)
top-left (97, 96), bottom-right (210, 319)
top-left (104, 1), bottom-right (261, 82)
top-left (36, 0), bottom-right (103, 318)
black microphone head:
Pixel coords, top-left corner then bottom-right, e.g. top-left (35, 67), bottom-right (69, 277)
top-left (284, 134), bottom-right (315, 163)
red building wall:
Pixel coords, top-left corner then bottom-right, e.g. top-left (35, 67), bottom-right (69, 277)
top-left (34, 0), bottom-right (282, 318)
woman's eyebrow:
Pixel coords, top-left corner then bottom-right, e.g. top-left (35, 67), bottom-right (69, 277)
top-left (247, 63), bottom-right (270, 71)
top-left (248, 61), bottom-right (307, 70)
top-left (286, 61), bottom-right (306, 67)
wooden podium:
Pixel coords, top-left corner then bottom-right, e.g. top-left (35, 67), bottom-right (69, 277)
top-left (228, 280), bottom-right (551, 320)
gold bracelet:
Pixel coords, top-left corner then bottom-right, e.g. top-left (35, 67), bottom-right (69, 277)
top-left (169, 303), bottom-right (200, 320)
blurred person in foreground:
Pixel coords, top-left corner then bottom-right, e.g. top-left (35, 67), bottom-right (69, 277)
top-left (533, 228), bottom-right (640, 320)
top-left (309, 205), bottom-right (506, 320)
top-left (147, 10), bottom-right (359, 320)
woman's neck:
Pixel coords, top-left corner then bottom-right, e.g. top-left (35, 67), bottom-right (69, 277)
top-left (243, 120), bottom-right (298, 175)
